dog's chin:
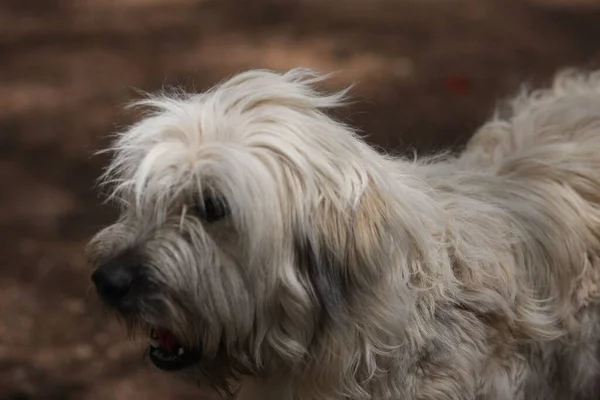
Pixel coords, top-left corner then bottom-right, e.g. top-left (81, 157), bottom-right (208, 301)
top-left (147, 327), bottom-right (202, 372)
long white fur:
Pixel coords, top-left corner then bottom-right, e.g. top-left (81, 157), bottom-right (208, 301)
top-left (90, 68), bottom-right (600, 399)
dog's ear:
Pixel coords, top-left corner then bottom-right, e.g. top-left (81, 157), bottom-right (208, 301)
top-left (294, 235), bottom-right (350, 328)
top-left (294, 180), bottom-right (391, 330)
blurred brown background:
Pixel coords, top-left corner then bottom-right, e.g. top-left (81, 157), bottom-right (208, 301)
top-left (1, 0), bottom-right (599, 399)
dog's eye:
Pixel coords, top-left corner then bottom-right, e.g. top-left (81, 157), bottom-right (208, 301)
top-left (194, 193), bottom-right (230, 223)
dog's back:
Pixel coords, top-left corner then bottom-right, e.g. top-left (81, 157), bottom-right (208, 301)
top-left (457, 70), bottom-right (600, 399)
top-left (462, 70), bottom-right (600, 165)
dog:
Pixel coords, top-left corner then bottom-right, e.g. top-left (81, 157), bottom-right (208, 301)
top-left (88, 68), bottom-right (600, 399)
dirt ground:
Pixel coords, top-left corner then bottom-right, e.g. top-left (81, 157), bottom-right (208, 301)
top-left (1, 0), bottom-right (600, 399)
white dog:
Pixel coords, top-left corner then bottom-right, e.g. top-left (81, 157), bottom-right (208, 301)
top-left (88, 68), bottom-right (600, 399)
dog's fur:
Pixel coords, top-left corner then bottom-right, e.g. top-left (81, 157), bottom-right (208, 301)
top-left (89, 68), bottom-right (600, 399)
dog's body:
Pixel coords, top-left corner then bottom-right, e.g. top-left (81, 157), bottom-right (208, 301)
top-left (89, 69), bottom-right (600, 400)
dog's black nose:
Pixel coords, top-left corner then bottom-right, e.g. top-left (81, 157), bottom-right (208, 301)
top-left (92, 257), bottom-right (137, 309)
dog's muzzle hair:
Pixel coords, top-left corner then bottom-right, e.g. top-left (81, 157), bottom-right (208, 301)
top-left (89, 68), bottom-right (600, 400)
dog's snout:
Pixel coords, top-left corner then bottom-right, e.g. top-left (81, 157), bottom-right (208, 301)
top-left (92, 254), bottom-right (140, 310)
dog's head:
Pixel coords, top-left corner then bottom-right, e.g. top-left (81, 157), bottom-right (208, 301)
top-left (88, 69), bottom-right (430, 394)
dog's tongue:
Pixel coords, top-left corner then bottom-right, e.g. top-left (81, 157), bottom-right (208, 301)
top-left (157, 328), bottom-right (179, 351)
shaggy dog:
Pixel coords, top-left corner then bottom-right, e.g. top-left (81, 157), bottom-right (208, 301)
top-left (89, 68), bottom-right (600, 400)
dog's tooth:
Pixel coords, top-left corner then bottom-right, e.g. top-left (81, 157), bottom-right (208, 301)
top-left (148, 335), bottom-right (160, 348)
top-left (178, 347), bottom-right (185, 356)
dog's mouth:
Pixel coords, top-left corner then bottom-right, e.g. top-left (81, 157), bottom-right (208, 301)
top-left (147, 328), bottom-right (201, 371)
